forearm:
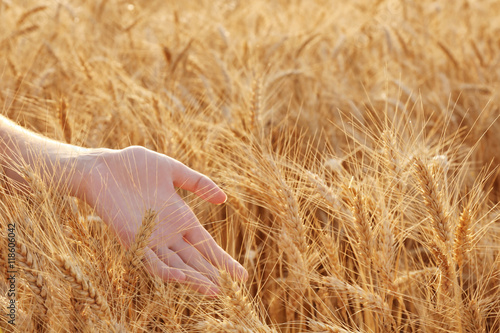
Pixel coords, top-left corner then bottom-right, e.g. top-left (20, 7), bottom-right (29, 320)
top-left (0, 115), bottom-right (104, 198)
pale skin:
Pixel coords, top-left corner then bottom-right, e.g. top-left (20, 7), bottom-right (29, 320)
top-left (0, 115), bottom-right (248, 296)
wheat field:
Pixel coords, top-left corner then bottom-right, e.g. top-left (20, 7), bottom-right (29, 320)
top-left (1, 0), bottom-right (500, 332)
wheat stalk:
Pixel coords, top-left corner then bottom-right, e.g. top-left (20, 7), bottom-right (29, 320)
top-left (16, 5), bottom-right (47, 27)
top-left (58, 98), bottom-right (72, 144)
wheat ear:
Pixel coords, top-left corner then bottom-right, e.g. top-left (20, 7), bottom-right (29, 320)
top-left (394, 267), bottom-right (439, 291)
top-left (250, 74), bottom-right (262, 134)
top-left (305, 170), bottom-right (339, 208)
top-left (219, 271), bottom-right (274, 332)
top-left (321, 233), bottom-right (344, 279)
top-left (123, 209), bottom-right (158, 278)
top-left (202, 317), bottom-right (267, 333)
top-left (17, 243), bottom-right (49, 321)
top-left (277, 230), bottom-right (308, 329)
top-left (324, 276), bottom-right (395, 331)
top-left (280, 180), bottom-right (308, 254)
top-left (220, 270), bottom-right (257, 321)
top-left (464, 299), bottom-right (486, 333)
top-left (345, 185), bottom-right (373, 270)
top-left (454, 204), bottom-right (473, 269)
top-left (121, 209), bottom-right (158, 321)
top-left (375, 215), bottom-right (396, 292)
top-left (428, 241), bottom-right (455, 297)
top-left (55, 255), bottom-right (114, 329)
top-left (0, 294), bottom-right (34, 332)
top-left (413, 158), bottom-right (453, 246)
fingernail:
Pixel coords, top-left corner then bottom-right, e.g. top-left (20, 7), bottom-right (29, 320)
top-left (216, 193), bottom-right (228, 205)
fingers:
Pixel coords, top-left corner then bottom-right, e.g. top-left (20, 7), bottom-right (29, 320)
top-left (142, 247), bottom-right (186, 282)
top-left (171, 240), bottom-right (220, 283)
top-left (160, 200), bottom-right (248, 282)
top-left (184, 225), bottom-right (248, 282)
top-left (170, 161), bottom-right (227, 204)
top-left (155, 246), bottom-right (220, 296)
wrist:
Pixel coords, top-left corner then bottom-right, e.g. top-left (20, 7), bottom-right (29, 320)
top-left (64, 147), bottom-right (115, 201)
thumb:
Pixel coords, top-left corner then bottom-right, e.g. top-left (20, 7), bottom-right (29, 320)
top-left (171, 161), bottom-right (227, 205)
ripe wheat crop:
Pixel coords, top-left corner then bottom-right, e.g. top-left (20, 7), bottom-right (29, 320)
top-left (1, 0), bottom-right (500, 332)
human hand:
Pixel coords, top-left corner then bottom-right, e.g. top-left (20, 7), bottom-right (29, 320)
top-left (79, 146), bottom-right (247, 296)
